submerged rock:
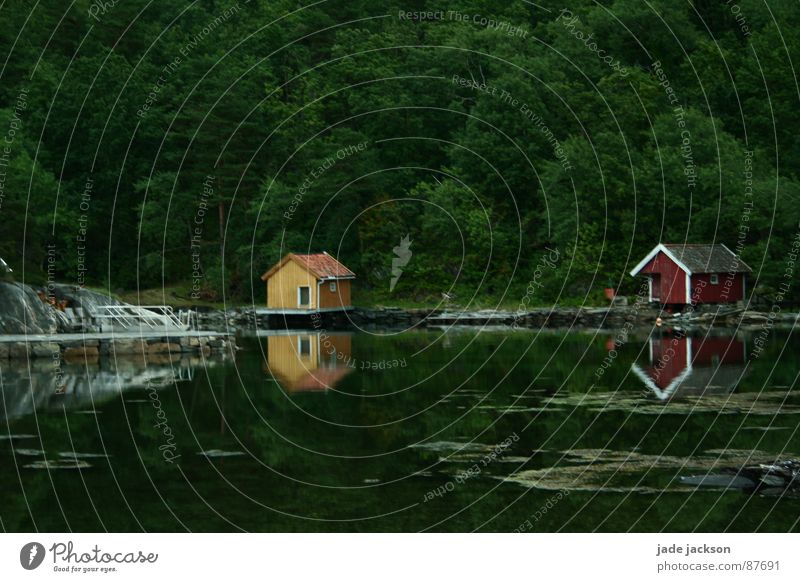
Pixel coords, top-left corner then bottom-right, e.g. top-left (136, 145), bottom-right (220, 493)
top-left (679, 474), bottom-right (756, 489)
top-left (750, 461), bottom-right (800, 488)
top-left (408, 441), bottom-right (494, 453)
top-left (504, 449), bottom-right (798, 494)
top-left (197, 450), bottom-right (247, 458)
top-left (14, 448), bottom-right (46, 457)
top-left (24, 459), bottom-right (92, 470)
top-left (58, 451), bottom-right (110, 459)
top-left (0, 434), bottom-right (38, 440)
top-left (681, 461), bottom-right (800, 494)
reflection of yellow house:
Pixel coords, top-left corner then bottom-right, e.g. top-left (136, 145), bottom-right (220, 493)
top-left (260, 252), bottom-right (355, 311)
top-left (264, 333), bottom-right (353, 392)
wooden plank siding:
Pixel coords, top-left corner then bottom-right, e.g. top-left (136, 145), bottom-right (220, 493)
top-left (266, 259), bottom-right (318, 309)
top-left (639, 251), bottom-right (687, 304)
top-left (318, 279), bottom-right (351, 309)
top-left (691, 273), bottom-right (745, 304)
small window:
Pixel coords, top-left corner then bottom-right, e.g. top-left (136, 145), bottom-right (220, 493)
top-left (298, 336), bottom-right (311, 356)
top-left (329, 282), bottom-right (337, 292)
top-left (710, 274), bottom-right (719, 285)
top-left (298, 286), bottom-right (310, 306)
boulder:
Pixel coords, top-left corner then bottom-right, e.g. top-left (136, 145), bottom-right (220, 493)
top-left (146, 352), bottom-right (181, 364)
top-left (7, 343), bottom-right (29, 359)
top-left (30, 343), bottom-right (60, 358)
top-left (0, 282), bottom-right (64, 334)
top-left (63, 346), bottom-right (100, 360)
top-left (180, 337), bottom-right (200, 347)
top-left (48, 284), bottom-right (125, 313)
top-left (99, 339), bottom-right (146, 355)
top-left (147, 342), bottom-right (181, 354)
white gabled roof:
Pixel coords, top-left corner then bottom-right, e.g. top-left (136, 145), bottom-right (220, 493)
top-left (629, 243), bottom-right (692, 277)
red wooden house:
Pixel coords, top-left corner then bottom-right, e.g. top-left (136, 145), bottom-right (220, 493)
top-left (630, 244), bottom-right (751, 305)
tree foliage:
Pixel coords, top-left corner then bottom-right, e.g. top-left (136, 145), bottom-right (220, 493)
top-left (0, 0), bottom-right (797, 304)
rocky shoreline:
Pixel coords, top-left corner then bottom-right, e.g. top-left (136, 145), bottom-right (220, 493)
top-left (0, 281), bottom-right (236, 360)
top-left (1, 280), bottom-right (796, 361)
top-left (196, 304), bottom-right (799, 332)
top-left (0, 335), bottom-right (236, 361)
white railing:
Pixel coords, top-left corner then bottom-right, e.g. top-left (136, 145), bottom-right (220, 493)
top-left (176, 309), bottom-right (197, 331)
top-left (92, 305), bottom-right (189, 331)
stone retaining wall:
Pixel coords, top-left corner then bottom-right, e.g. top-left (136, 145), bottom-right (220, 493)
top-left (0, 335), bottom-right (236, 360)
top-left (195, 305), bottom-right (799, 332)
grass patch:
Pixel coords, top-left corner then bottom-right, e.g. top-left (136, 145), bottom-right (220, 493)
top-left (115, 285), bottom-right (233, 309)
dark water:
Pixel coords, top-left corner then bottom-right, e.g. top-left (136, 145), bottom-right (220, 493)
top-left (1, 325), bottom-right (798, 532)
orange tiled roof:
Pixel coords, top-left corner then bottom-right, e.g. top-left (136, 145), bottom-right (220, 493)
top-left (292, 253), bottom-right (356, 279)
top-left (261, 252), bottom-right (356, 281)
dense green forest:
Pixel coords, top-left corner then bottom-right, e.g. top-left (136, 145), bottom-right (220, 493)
top-left (0, 0), bottom-right (798, 306)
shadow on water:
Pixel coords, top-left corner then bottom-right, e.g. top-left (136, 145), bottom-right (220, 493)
top-left (0, 354), bottom-right (221, 421)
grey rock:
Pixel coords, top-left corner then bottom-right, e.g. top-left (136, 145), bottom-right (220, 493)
top-left (24, 459), bottom-right (92, 470)
top-left (680, 474), bottom-right (757, 489)
top-left (14, 448), bottom-right (45, 456)
top-left (760, 474), bottom-right (787, 487)
top-left (48, 284), bottom-right (124, 314)
top-left (8, 343), bottom-right (29, 359)
top-left (759, 487), bottom-right (797, 498)
top-left (62, 346), bottom-right (100, 359)
top-left (197, 450), bottom-right (246, 458)
top-left (30, 343), bottom-right (60, 358)
top-left (0, 282), bottom-right (62, 334)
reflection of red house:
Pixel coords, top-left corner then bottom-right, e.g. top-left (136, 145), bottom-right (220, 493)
top-left (630, 244), bottom-right (751, 305)
top-left (632, 334), bottom-right (746, 400)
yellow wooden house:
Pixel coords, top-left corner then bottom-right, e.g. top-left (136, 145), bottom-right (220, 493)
top-left (260, 252), bottom-right (355, 311)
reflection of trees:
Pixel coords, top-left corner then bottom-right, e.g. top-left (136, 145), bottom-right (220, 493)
top-left (1, 330), bottom-right (798, 531)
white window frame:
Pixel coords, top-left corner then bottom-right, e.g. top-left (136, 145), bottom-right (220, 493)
top-left (710, 274), bottom-right (719, 285)
top-left (329, 281), bottom-right (337, 292)
top-left (297, 285), bottom-right (311, 307)
top-left (298, 336), bottom-right (311, 356)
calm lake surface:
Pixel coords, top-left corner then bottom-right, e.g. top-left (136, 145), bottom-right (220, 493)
top-left (1, 326), bottom-right (798, 532)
